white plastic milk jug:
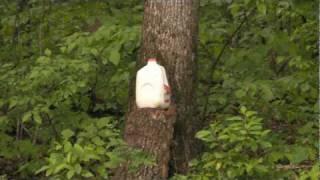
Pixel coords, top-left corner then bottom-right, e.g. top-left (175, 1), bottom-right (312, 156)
top-left (136, 58), bottom-right (171, 108)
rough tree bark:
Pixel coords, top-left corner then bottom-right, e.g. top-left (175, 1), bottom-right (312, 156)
top-left (114, 0), bottom-right (199, 179)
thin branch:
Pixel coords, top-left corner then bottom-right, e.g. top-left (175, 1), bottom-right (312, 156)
top-left (32, 126), bottom-right (40, 145)
top-left (276, 164), bottom-right (314, 170)
top-left (46, 113), bottom-right (58, 138)
top-left (201, 9), bottom-right (254, 121)
top-left (16, 119), bottom-right (21, 140)
top-left (21, 124), bottom-right (32, 138)
top-left (276, 60), bottom-right (289, 75)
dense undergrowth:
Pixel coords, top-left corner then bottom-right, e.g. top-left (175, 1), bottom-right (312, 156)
top-left (0, 0), bottom-right (318, 179)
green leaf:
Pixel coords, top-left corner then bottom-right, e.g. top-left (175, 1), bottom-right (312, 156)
top-left (75, 164), bottom-right (82, 174)
top-left (260, 84), bottom-right (274, 101)
top-left (226, 116), bottom-right (242, 121)
top-left (90, 48), bottom-right (99, 57)
top-left (60, 46), bottom-right (66, 53)
top-left (105, 153), bottom-right (121, 168)
top-left (240, 106), bottom-right (247, 114)
top-left (287, 146), bottom-right (310, 164)
top-left (214, 152), bottom-right (225, 158)
top-left (309, 163), bottom-right (320, 180)
top-left (9, 99), bottom-right (17, 109)
top-left (66, 152), bottom-right (72, 163)
top-left (257, 1), bottom-right (267, 15)
top-left (244, 0), bottom-right (251, 5)
top-left (67, 169), bottom-right (75, 179)
top-left (260, 141), bottom-right (272, 148)
top-left (22, 112), bottom-right (32, 123)
top-left (109, 49), bottom-right (120, 65)
top-left (235, 89), bottom-right (246, 98)
top-left (97, 165), bottom-right (107, 176)
top-left (92, 136), bottom-right (105, 146)
top-left (35, 165), bottom-right (49, 174)
top-left (82, 170), bottom-right (94, 178)
top-left (74, 144), bottom-right (84, 156)
top-left (53, 163), bottom-right (68, 174)
top-left (255, 164), bottom-right (268, 173)
top-left (44, 49), bottom-right (52, 56)
top-left (96, 117), bottom-right (112, 129)
top-left (245, 111), bottom-right (257, 118)
top-left (33, 112), bottom-right (42, 124)
top-left (61, 129), bottom-right (74, 140)
top-left (195, 130), bottom-right (211, 140)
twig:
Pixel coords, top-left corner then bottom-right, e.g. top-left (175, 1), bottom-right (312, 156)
top-left (276, 60), bottom-right (289, 75)
top-left (46, 113), bottom-right (58, 138)
top-left (16, 119), bottom-right (21, 140)
top-left (21, 124), bottom-right (32, 138)
top-left (32, 126), bottom-right (40, 145)
top-left (276, 164), bottom-right (314, 170)
top-left (201, 9), bottom-right (254, 121)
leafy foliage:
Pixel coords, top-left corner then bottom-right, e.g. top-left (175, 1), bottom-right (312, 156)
top-left (174, 108), bottom-right (274, 179)
top-left (193, 107), bottom-right (273, 179)
top-left (186, 0), bottom-right (318, 179)
top-left (0, 0), bottom-right (318, 179)
top-left (37, 117), bottom-right (154, 179)
top-left (0, 0), bottom-right (143, 178)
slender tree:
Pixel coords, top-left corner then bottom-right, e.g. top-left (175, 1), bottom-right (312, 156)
top-left (114, 0), bottom-right (199, 179)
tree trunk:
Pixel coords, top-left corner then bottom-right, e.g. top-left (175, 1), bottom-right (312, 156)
top-left (112, 108), bottom-right (176, 180)
top-left (115, 0), bottom-right (199, 179)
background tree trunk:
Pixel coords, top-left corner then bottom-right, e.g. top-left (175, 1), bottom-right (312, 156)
top-left (115, 0), bottom-right (199, 179)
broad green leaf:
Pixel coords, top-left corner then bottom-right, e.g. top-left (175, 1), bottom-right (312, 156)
top-left (257, 1), bottom-right (267, 15)
top-left (96, 117), bottom-right (112, 129)
top-left (92, 136), bottom-right (105, 146)
top-left (235, 89), bottom-right (246, 98)
top-left (109, 49), bottom-right (120, 65)
top-left (240, 106), bottom-right (247, 114)
top-left (226, 116), bottom-right (242, 121)
top-left (67, 169), bottom-right (75, 179)
top-left (61, 129), bottom-right (74, 140)
top-left (22, 112), bottom-right (32, 123)
top-left (9, 99), bottom-right (17, 109)
top-left (195, 130), bottom-right (211, 140)
top-left (35, 165), bottom-right (49, 174)
top-left (75, 164), bottom-right (82, 174)
top-left (44, 49), bottom-right (52, 56)
top-left (33, 112), bottom-right (42, 124)
top-left (287, 146), bottom-right (310, 164)
top-left (90, 48), bottom-right (99, 57)
top-left (82, 170), bottom-right (94, 178)
top-left (53, 163), bottom-right (68, 174)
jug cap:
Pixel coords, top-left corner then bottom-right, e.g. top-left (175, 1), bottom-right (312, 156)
top-left (147, 58), bottom-right (157, 62)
